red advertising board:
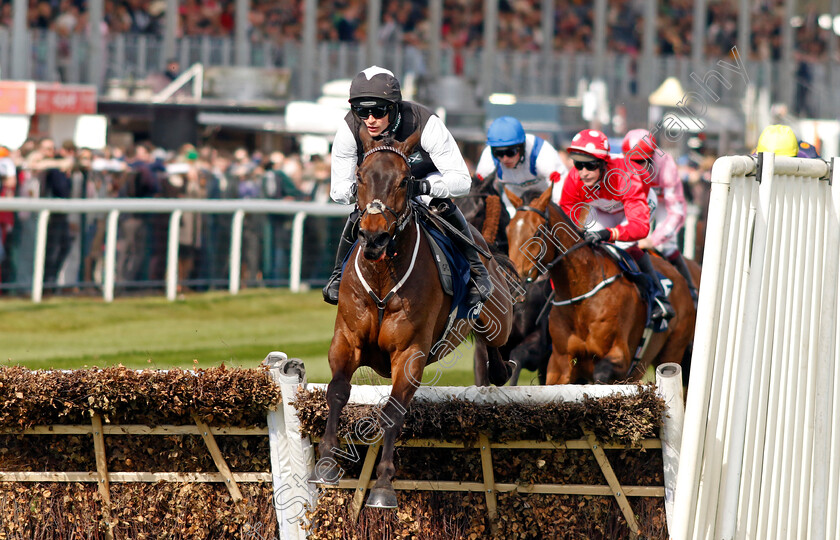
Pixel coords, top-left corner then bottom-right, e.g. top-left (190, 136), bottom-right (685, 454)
top-left (35, 83), bottom-right (97, 115)
top-left (0, 81), bottom-right (35, 115)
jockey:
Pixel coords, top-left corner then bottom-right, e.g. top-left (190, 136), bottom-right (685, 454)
top-left (560, 129), bottom-right (676, 321)
top-left (754, 124), bottom-right (798, 157)
top-left (754, 124), bottom-right (823, 159)
top-left (622, 129), bottom-right (697, 301)
top-left (323, 65), bottom-right (492, 307)
top-left (475, 116), bottom-right (568, 215)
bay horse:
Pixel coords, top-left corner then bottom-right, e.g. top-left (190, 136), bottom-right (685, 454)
top-left (312, 128), bottom-right (515, 509)
top-left (457, 178), bottom-right (553, 385)
top-left (505, 186), bottom-right (698, 384)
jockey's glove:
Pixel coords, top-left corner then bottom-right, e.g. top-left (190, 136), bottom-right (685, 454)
top-left (583, 229), bottom-right (611, 245)
top-left (409, 179), bottom-right (432, 198)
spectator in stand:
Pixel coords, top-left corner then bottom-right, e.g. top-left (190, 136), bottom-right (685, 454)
top-left (36, 139), bottom-right (76, 287)
top-left (233, 159), bottom-right (264, 284)
top-left (117, 142), bottom-right (160, 284)
top-left (177, 148), bottom-right (206, 290)
top-left (0, 146), bottom-right (16, 285)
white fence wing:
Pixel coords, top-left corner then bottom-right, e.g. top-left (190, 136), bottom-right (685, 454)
top-left (673, 153), bottom-right (839, 540)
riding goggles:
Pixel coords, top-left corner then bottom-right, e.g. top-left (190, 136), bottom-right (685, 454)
top-left (352, 104), bottom-right (391, 120)
top-left (492, 146), bottom-right (520, 158)
top-left (573, 160), bottom-right (602, 171)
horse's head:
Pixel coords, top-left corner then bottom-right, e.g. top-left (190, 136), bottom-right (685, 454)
top-left (505, 186), bottom-right (554, 282)
top-left (355, 127), bottom-right (421, 260)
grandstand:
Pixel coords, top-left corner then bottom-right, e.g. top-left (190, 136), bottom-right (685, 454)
top-left (0, 0), bottom-right (837, 125)
top-left (0, 0), bottom-right (836, 296)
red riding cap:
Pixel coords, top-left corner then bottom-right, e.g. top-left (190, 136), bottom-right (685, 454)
top-left (622, 129), bottom-right (657, 161)
top-left (567, 129), bottom-right (610, 160)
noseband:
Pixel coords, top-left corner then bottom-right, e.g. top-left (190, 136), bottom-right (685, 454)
top-left (358, 145), bottom-right (414, 238)
top-left (514, 204), bottom-right (588, 280)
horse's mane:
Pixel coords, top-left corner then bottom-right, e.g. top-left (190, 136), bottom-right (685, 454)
top-left (493, 251), bottom-right (522, 296)
top-left (520, 188), bottom-right (547, 205)
top-left (380, 133), bottom-right (396, 147)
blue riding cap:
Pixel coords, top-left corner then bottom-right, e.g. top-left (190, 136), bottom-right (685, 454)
top-left (487, 116), bottom-right (526, 147)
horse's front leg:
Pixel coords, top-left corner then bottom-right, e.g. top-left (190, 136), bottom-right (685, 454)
top-left (473, 340), bottom-right (490, 386)
top-left (310, 329), bottom-right (360, 483)
top-left (593, 343), bottom-right (631, 383)
top-left (365, 346), bottom-right (425, 508)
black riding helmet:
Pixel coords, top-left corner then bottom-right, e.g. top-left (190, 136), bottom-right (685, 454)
top-left (349, 66), bottom-right (402, 127)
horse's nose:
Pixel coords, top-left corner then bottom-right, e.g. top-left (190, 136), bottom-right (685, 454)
top-left (359, 229), bottom-right (390, 250)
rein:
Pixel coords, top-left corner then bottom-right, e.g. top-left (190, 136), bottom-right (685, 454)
top-left (354, 144), bottom-right (419, 323)
top-left (516, 203), bottom-right (620, 306)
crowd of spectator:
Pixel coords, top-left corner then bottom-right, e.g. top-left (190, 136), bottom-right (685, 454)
top-left (0, 132), bottom-right (717, 295)
top-left (6, 0), bottom-right (835, 62)
top-left (0, 138), bottom-right (337, 293)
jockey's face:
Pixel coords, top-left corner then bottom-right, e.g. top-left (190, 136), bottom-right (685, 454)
top-left (362, 114), bottom-right (390, 138)
top-left (352, 101), bottom-right (394, 138)
top-left (492, 145), bottom-right (521, 169)
top-left (574, 159), bottom-right (603, 189)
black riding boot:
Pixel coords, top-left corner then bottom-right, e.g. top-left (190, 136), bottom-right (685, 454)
top-left (434, 198), bottom-right (494, 307)
top-left (668, 251), bottom-right (698, 303)
top-left (635, 251), bottom-right (676, 321)
top-left (322, 209), bottom-right (360, 305)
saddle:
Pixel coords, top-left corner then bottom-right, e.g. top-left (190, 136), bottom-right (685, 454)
top-left (339, 212), bottom-right (477, 320)
top-left (598, 244), bottom-right (671, 333)
top-left (418, 215), bottom-right (477, 320)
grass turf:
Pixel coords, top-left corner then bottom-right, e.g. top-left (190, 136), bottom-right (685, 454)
top-left (0, 289), bottom-right (539, 385)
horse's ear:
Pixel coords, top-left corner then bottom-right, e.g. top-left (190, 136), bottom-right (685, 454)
top-left (359, 124), bottom-right (375, 152)
top-left (398, 129), bottom-right (422, 156)
top-left (504, 187), bottom-right (523, 209)
top-left (535, 185), bottom-right (553, 210)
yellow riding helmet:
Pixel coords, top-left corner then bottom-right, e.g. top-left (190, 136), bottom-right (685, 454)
top-left (755, 125), bottom-right (798, 157)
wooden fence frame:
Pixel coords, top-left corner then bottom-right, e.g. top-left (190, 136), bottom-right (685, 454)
top-left (313, 427), bottom-right (665, 539)
top-left (0, 414), bottom-right (272, 538)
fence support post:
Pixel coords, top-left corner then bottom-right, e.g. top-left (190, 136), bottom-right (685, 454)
top-left (166, 210), bottom-right (182, 301)
top-left (478, 434), bottom-right (499, 533)
top-left (290, 211), bottom-right (306, 293)
top-left (32, 209), bottom-right (49, 303)
top-left (103, 209), bottom-right (120, 303)
top-left (584, 428), bottom-right (641, 538)
top-left (193, 414), bottom-right (243, 503)
top-left (350, 439), bottom-right (382, 520)
top-left (91, 413), bottom-right (114, 539)
top-left (229, 209), bottom-right (244, 294)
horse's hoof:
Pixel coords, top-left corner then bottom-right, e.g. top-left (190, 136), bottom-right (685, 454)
top-left (489, 359), bottom-right (515, 386)
top-left (366, 487), bottom-right (398, 508)
top-left (307, 468), bottom-right (340, 485)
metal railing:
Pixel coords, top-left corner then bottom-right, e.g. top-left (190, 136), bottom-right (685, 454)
top-left (0, 198), bottom-right (352, 303)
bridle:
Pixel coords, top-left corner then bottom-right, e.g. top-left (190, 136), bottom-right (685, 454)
top-left (357, 145), bottom-right (415, 241)
top-left (354, 144), bottom-right (421, 323)
top-left (514, 204), bottom-right (588, 282)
